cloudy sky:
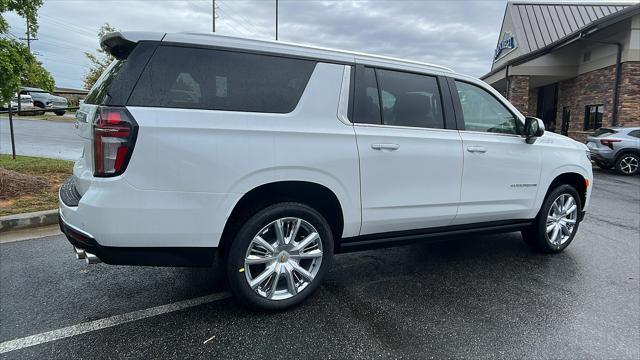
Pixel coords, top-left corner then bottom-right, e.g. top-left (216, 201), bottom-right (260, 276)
top-left (1, 0), bottom-right (624, 89)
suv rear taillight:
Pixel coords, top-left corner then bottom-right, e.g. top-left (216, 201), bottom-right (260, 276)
top-left (93, 106), bottom-right (138, 177)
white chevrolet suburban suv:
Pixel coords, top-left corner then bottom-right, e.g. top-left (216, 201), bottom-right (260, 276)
top-left (59, 32), bottom-right (593, 310)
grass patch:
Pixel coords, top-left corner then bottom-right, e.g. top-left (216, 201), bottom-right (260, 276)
top-left (0, 155), bottom-right (73, 216)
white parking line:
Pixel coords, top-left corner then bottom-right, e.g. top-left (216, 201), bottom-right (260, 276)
top-left (0, 291), bottom-right (232, 354)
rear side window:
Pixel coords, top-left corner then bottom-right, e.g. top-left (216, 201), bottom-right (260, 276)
top-left (128, 46), bottom-right (317, 113)
top-left (376, 69), bottom-right (444, 129)
top-left (628, 130), bottom-right (640, 138)
top-left (353, 67), bottom-right (382, 124)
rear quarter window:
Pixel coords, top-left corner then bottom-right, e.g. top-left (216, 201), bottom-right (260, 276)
top-left (84, 60), bottom-right (126, 105)
top-left (128, 46), bottom-right (317, 113)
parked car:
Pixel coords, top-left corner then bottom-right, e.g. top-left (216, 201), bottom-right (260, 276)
top-left (59, 32), bottom-right (593, 310)
top-left (586, 127), bottom-right (640, 176)
top-left (20, 87), bottom-right (68, 116)
top-left (1, 94), bottom-right (35, 114)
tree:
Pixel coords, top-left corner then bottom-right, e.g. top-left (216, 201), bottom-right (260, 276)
top-left (0, 0), bottom-right (55, 104)
top-left (0, 0), bottom-right (42, 35)
top-left (83, 23), bottom-right (116, 90)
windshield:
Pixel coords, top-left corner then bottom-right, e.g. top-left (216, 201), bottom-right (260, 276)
top-left (84, 60), bottom-right (125, 105)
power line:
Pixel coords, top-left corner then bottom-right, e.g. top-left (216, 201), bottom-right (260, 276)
top-left (217, 1), bottom-right (263, 35)
top-left (215, 6), bottom-right (255, 37)
top-left (39, 15), bottom-right (96, 40)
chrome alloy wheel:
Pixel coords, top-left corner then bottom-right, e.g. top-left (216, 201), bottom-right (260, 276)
top-left (619, 155), bottom-right (639, 174)
top-left (244, 217), bottom-right (323, 300)
top-left (546, 194), bottom-right (578, 246)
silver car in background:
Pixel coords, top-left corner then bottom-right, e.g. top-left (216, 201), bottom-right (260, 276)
top-left (587, 127), bottom-right (640, 175)
top-left (20, 87), bottom-right (69, 116)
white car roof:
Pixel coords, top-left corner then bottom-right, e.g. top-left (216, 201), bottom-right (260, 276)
top-left (105, 31), bottom-right (457, 76)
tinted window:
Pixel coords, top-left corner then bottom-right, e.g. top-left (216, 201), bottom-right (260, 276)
top-left (85, 60), bottom-right (125, 105)
top-left (455, 81), bottom-right (519, 134)
top-left (376, 69), bottom-right (444, 129)
top-left (353, 67), bottom-right (381, 124)
top-left (628, 130), bottom-right (640, 139)
top-left (129, 46), bottom-right (316, 113)
top-left (583, 104), bottom-right (604, 131)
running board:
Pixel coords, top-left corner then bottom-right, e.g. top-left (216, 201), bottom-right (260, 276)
top-left (338, 220), bottom-right (533, 252)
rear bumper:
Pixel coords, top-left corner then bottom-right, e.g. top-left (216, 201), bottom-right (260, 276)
top-left (59, 211), bottom-right (216, 267)
top-left (58, 177), bottom-right (217, 267)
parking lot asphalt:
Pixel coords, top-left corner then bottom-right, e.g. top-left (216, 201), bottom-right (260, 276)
top-left (1, 169), bottom-right (638, 359)
top-left (0, 118), bottom-right (82, 160)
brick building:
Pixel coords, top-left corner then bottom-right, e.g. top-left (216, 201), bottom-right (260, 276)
top-left (482, 1), bottom-right (639, 141)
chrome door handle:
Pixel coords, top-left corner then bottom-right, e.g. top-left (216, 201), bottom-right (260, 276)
top-left (466, 146), bottom-right (487, 153)
top-left (371, 143), bottom-right (400, 151)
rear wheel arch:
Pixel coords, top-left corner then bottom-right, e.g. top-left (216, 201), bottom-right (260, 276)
top-left (218, 181), bottom-right (344, 259)
top-left (615, 149), bottom-right (640, 163)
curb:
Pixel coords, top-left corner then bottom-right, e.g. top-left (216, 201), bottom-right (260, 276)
top-left (0, 210), bottom-right (59, 233)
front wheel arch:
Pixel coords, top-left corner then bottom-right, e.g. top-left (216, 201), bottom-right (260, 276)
top-left (541, 172), bottom-right (587, 215)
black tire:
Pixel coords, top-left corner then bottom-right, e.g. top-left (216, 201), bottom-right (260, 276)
top-left (522, 184), bottom-right (582, 253)
top-left (614, 153), bottom-right (640, 176)
top-left (594, 160), bottom-right (612, 170)
top-left (54, 111), bottom-right (65, 116)
top-left (226, 202), bottom-right (334, 311)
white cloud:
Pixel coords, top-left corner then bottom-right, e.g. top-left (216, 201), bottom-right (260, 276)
top-left (5, 0), bottom-right (509, 88)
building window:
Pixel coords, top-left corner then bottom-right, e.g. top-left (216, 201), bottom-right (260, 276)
top-left (583, 104), bottom-right (604, 131)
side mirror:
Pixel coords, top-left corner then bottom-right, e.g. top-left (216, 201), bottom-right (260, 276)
top-left (523, 117), bottom-right (545, 144)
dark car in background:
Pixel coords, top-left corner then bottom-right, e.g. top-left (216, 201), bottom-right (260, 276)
top-left (587, 127), bottom-right (640, 176)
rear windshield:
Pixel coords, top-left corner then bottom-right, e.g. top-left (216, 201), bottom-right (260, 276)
top-left (128, 46), bottom-right (317, 113)
top-left (593, 128), bottom-right (617, 137)
top-left (84, 60), bottom-right (126, 105)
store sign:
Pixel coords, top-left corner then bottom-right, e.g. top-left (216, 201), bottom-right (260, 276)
top-left (494, 32), bottom-right (517, 60)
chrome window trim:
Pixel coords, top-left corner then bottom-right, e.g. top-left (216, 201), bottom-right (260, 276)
top-left (353, 122), bottom-right (459, 134)
top-left (458, 129), bottom-right (524, 138)
top-left (337, 65), bottom-right (352, 125)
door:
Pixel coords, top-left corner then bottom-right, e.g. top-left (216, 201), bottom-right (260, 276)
top-left (536, 84), bottom-right (558, 132)
top-left (561, 107), bottom-right (570, 136)
top-left (451, 80), bottom-right (542, 225)
top-left (353, 66), bottom-right (463, 235)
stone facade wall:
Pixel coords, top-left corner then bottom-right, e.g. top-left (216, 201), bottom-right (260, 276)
top-left (507, 75), bottom-right (530, 115)
top-left (617, 62), bottom-right (640, 128)
top-left (555, 62), bottom-right (640, 141)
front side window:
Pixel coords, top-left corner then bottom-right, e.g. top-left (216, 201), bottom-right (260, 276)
top-left (583, 104), bottom-right (604, 131)
top-left (129, 46), bottom-right (316, 113)
top-left (455, 81), bottom-right (519, 135)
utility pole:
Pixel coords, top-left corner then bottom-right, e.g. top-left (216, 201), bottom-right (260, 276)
top-left (20, 18), bottom-right (37, 51)
top-left (212, 0), bottom-right (216, 32)
top-left (275, 0), bottom-right (278, 40)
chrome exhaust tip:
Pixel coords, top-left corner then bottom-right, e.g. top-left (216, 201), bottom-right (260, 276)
top-left (84, 252), bottom-right (102, 265)
top-left (74, 247), bottom-right (86, 260)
